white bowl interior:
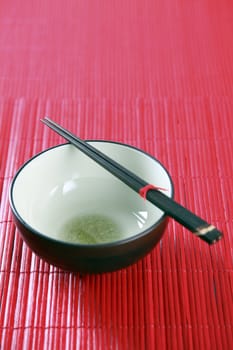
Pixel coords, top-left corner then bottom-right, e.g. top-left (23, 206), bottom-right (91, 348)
top-left (11, 142), bottom-right (173, 243)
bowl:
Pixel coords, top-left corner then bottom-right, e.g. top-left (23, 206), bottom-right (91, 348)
top-left (9, 141), bottom-right (174, 273)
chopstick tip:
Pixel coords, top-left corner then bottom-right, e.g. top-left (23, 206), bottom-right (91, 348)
top-left (41, 116), bottom-right (52, 125)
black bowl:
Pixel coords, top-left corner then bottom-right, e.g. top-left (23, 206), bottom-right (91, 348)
top-left (9, 141), bottom-right (174, 273)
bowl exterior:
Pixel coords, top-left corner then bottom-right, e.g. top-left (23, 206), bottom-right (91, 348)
top-left (12, 212), bottom-right (168, 273)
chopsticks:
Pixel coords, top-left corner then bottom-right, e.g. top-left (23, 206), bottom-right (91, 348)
top-left (41, 117), bottom-right (223, 245)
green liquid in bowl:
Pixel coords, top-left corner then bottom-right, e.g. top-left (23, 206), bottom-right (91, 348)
top-left (59, 214), bottom-right (123, 244)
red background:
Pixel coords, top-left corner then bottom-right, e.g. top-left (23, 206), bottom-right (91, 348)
top-left (0, 1), bottom-right (232, 349)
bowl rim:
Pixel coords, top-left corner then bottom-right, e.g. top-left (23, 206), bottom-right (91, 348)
top-left (9, 140), bottom-right (174, 248)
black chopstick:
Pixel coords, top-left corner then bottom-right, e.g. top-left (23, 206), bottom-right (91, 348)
top-left (41, 117), bottom-right (223, 245)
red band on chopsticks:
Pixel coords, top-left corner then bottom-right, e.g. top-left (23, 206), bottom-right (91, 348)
top-left (139, 184), bottom-right (167, 200)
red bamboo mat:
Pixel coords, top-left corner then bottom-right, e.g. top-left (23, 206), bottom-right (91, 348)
top-left (0, 1), bottom-right (233, 349)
